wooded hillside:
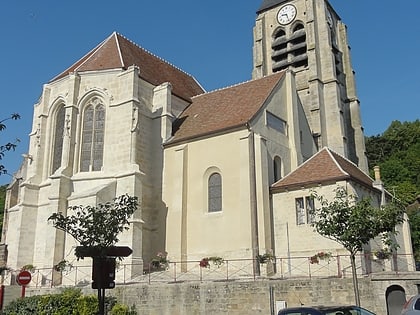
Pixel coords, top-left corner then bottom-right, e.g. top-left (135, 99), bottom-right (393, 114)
top-left (366, 119), bottom-right (420, 260)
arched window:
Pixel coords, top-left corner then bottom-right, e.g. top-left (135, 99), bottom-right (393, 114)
top-left (273, 156), bottom-right (282, 182)
top-left (208, 173), bottom-right (222, 212)
top-left (52, 105), bottom-right (65, 174)
top-left (80, 99), bottom-right (105, 172)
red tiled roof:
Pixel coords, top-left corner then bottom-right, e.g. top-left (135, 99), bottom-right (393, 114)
top-left (271, 147), bottom-right (374, 192)
top-left (51, 32), bottom-right (204, 102)
top-left (168, 72), bottom-right (285, 144)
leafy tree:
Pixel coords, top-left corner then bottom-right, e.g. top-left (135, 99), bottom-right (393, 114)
top-left (48, 194), bottom-right (138, 259)
top-left (366, 120), bottom-right (420, 260)
top-left (0, 113), bottom-right (21, 176)
top-left (0, 185), bottom-right (6, 234)
top-left (311, 186), bottom-right (404, 306)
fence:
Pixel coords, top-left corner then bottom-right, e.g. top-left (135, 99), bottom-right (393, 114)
top-left (2, 253), bottom-right (416, 288)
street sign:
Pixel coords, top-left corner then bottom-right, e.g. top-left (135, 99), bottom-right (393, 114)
top-left (16, 270), bottom-right (31, 286)
top-left (105, 246), bottom-right (132, 257)
top-left (76, 246), bottom-right (133, 258)
top-left (92, 257), bottom-right (116, 289)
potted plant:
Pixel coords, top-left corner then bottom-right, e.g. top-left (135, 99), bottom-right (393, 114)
top-left (53, 260), bottom-right (73, 272)
top-left (309, 251), bottom-right (332, 264)
top-left (151, 252), bottom-right (169, 270)
top-left (256, 253), bottom-right (275, 264)
top-left (199, 256), bottom-right (224, 268)
top-left (374, 248), bottom-right (392, 260)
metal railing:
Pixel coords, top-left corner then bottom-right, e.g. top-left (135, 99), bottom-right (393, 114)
top-left (2, 253), bottom-right (416, 288)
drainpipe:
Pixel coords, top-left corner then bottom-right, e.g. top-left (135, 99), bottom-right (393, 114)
top-left (248, 128), bottom-right (260, 276)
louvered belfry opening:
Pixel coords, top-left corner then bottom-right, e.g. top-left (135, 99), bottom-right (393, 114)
top-left (272, 23), bottom-right (308, 72)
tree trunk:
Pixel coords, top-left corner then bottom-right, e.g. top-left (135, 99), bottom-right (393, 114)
top-left (350, 253), bottom-right (361, 306)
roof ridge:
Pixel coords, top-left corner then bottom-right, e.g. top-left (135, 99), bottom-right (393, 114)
top-left (49, 32), bottom-right (117, 82)
top-left (325, 146), bottom-right (372, 178)
top-left (114, 32), bottom-right (200, 83)
top-left (272, 147), bottom-right (327, 185)
top-left (192, 72), bottom-right (283, 98)
top-left (113, 32), bottom-right (125, 68)
top-left (324, 147), bottom-right (349, 177)
top-left (72, 32), bottom-right (117, 71)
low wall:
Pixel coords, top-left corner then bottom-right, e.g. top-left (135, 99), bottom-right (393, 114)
top-left (23, 274), bottom-right (420, 314)
top-left (107, 275), bottom-right (420, 314)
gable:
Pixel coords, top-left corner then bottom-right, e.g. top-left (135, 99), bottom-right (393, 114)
top-left (51, 32), bottom-right (204, 102)
top-left (168, 72), bottom-right (285, 145)
top-left (271, 147), bottom-right (375, 192)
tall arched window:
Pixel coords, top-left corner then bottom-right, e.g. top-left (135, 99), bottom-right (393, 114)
top-left (52, 105), bottom-right (65, 174)
top-left (273, 156), bottom-right (282, 182)
top-left (208, 173), bottom-right (222, 212)
top-left (80, 99), bottom-right (105, 172)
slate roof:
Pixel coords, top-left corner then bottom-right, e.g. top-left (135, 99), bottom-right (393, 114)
top-left (168, 72), bottom-right (285, 145)
top-left (257, 0), bottom-right (289, 13)
top-left (271, 147), bottom-right (375, 192)
top-left (51, 32), bottom-right (204, 102)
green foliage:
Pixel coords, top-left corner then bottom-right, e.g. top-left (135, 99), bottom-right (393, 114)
top-left (408, 210), bottom-right (420, 261)
top-left (366, 119), bottom-right (420, 205)
top-left (0, 185), bottom-right (6, 235)
top-left (110, 303), bottom-right (137, 315)
top-left (1, 288), bottom-right (136, 315)
top-left (311, 186), bottom-right (405, 255)
top-left (311, 186), bottom-right (405, 306)
top-left (1, 295), bottom-right (42, 314)
top-left (365, 119), bottom-right (420, 261)
top-left (48, 194), bottom-right (138, 258)
top-left (0, 113), bottom-right (21, 176)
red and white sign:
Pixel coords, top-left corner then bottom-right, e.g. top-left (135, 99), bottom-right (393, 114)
top-left (16, 270), bottom-right (32, 286)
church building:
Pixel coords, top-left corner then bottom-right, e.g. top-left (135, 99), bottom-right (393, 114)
top-left (1, 0), bottom-right (414, 283)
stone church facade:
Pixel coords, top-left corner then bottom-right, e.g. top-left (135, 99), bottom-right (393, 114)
top-left (1, 0), bottom-right (414, 283)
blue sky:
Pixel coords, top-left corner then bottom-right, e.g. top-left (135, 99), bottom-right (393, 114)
top-left (1, 1), bottom-right (419, 185)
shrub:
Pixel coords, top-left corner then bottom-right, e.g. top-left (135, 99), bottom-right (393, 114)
top-left (111, 303), bottom-right (137, 315)
top-left (1, 287), bottom-right (135, 314)
top-left (1, 295), bottom-right (42, 314)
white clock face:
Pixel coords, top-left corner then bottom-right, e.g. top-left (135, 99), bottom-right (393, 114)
top-left (277, 4), bottom-right (297, 25)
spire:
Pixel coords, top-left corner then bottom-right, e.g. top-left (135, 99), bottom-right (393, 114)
top-left (257, 0), bottom-right (289, 13)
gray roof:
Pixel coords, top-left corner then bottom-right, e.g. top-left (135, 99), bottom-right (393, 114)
top-left (257, 0), bottom-right (289, 13)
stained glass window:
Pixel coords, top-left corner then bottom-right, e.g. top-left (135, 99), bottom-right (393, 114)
top-left (80, 100), bottom-right (105, 172)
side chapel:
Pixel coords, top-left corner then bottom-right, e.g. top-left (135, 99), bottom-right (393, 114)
top-left (1, 0), bottom-right (414, 282)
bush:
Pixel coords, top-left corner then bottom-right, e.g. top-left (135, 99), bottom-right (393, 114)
top-left (110, 303), bottom-right (137, 315)
top-left (1, 295), bottom-right (42, 314)
top-left (1, 288), bottom-right (136, 314)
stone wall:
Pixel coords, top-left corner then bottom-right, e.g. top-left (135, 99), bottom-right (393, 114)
top-left (25, 276), bottom-right (420, 315)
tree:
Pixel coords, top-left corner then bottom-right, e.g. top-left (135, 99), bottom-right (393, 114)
top-left (48, 194), bottom-right (138, 259)
top-left (48, 194), bottom-right (138, 315)
top-left (311, 186), bottom-right (404, 306)
top-left (0, 113), bottom-right (21, 176)
top-left (365, 120), bottom-right (420, 259)
top-left (0, 185), bottom-right (6, 235)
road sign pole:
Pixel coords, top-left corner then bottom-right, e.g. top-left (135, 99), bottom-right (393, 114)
top-left (20, 285), bottom-right (25, 298)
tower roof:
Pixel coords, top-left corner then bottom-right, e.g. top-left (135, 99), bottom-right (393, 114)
top-left (51, 32), bottom-right (204, 102)
top-left (257, 0), bottom-right (289, 13)
top-left (271, 147), bottom-right (375, 192)
top-left (168, 72), bottom-right (285, 145)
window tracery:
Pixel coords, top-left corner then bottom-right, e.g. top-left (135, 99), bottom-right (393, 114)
top-left (52, 105), bottom-right (65, 174)
top-left (80, 98), bottom-right (105, 172)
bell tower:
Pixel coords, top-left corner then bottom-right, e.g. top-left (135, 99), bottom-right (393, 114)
top-left (253, 0), bottom-right (368, 172)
